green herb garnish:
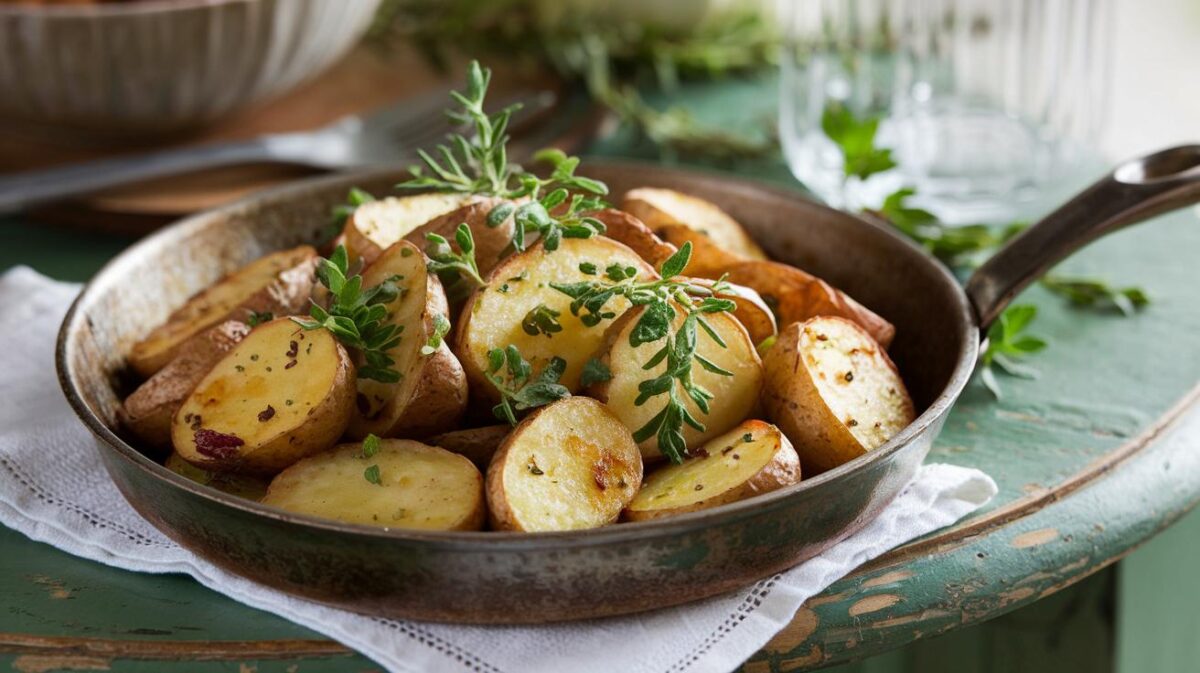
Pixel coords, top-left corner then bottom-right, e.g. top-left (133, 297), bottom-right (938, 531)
top-left (361, 433), bottom-right (382, 459)
top-left (292, 245), bottom-right (404, 383)
top-left (521, 304), bottom-right (563, 337)
top-left (871, 188), bottom-right (1026, 266)
top-left (421, 313), bottom-right (451, 355)
top-left (821, 103), bottom-right (897, 181)
top-left (980, 305), bottom-right (1047, 399)
top-left (484, 346), bottom-right (571, 425)
top-left (552, 243), bottom-right (737, 463)
top-left (1040, 275), bottom-right (1150, 316)
top-left (363, 464), bottom-right (383, 485)
top-left (325, 187), bottom-right (375, 242)
top-left (580, 358), bottom-right (613, 387)
top-left (246, 311), bottom-right (274, 328)
top-left (425, 223), bottom-right (486, 300)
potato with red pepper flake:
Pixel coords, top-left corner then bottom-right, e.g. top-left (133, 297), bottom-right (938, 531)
top-left (486, 397), bottom-right (642, 532)
top-left (171, 317), bottom-right (355, 475)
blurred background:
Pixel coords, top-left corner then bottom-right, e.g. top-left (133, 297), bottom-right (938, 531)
top-left (0, 0), bottom-right (1196, 671)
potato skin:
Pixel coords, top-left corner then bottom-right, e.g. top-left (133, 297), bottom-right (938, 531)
top-left (120, 320), bottom-right (250, 450)
top-left (654, 224), bottom-right (749, 278)
top-left (761, 318), bottom-right (913, 474)
top-left (343, 193), bottom-right (480, 266)
top-left (725, 260), bottom-right (895, 349)
top-left (172, 319), bottom-right (356, 475)
top-left (623, 420), bottom-right (801, 521)
top-left (587, 209), bottom-right (678, 269)
top-left (429, 425), bottom-right (510, 470)
top-left (345, 241), bottom-right (467, 439)
top-left (404, 196), bottom-right (518, 277)
top-left (487, 398), bottom-right (642, 532)
top-left (621, 187), bottom-right (768, 263)
top-left (129, 246), bottom-right (317, 378)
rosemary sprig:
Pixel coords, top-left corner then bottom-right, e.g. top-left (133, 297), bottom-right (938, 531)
top-left (980, 305), bottom-right (1048, 399)
top-left (292, 245), bottom-right (404, 383)
top-left (484, 345), bottom-right (571, 425)
top-left (552, 243), bottom-right (737, 463)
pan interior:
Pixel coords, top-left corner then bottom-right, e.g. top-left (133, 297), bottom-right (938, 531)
top-left (60, 161), bottom-right (974, 519)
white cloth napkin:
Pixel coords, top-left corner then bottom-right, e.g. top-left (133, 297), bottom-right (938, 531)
top-left (0, 266), bottom-right (997, 673)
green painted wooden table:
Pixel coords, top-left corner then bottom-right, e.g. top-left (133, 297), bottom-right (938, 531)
top-left (1, 79), bottom-right (1198, 672)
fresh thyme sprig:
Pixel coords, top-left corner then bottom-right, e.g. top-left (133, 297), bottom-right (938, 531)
top-left (1040, 275), bottom-right (1150, 316)
top-left (870, 188), bottom-right (1026, 266)
top-left (292, 245), bottom-right (404, 383)
top-left (494, 149), bottom-right (611, 253)
top-left (397, 61), bottom-right (520, 196)
top-left (484, 346), bottom-right (571, 425)
top-left (552, 243), bottom-right (737, 463)
top-left (425, 223), bottom-right (486, 302)
top-left (980, 305), bottom-right (1048, 399)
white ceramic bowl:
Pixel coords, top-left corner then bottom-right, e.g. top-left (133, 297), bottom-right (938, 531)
top-left (0, 0), bottom-right (380, 137)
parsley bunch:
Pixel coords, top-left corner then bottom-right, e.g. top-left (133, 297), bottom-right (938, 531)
top-left (552, 243), bottom-right (737, 463)
top-left (293, 245), bottom-right (405, 383)
top-left (484, 346), bottom-right (571, 425)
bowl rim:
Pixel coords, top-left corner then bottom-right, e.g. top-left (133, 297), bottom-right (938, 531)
top-left (55, 158), bottom-right (980, 550)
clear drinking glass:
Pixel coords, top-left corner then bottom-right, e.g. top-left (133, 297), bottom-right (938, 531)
top-left (778, 0), bottom-right (1113, 223)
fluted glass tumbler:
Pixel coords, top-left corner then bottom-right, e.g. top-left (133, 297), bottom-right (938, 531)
top-left (778, 0), bottom-right (1112, 223)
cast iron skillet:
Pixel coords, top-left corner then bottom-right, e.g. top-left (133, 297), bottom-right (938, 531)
top-left (56, 146), bottom-right (1200, 623)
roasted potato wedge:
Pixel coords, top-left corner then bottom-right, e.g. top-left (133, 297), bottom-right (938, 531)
top-left (120, 320), bottom-right (250, 449)
top-left (724, 260), bottom-right (895, 348)
top-left (587, 209), bottom-right (678, 269)
top-left (403, 196), bottom-right (518, 277)
top-left (164, 451), bottom-right (269, 501)
top-left (588, 304), bottom-right (763, 460)
top-left (172, 318), bottom-right (356, 474)
top-left (623, 420), bottom-right (800, 521)
top-left (346, 240), bottom-right (467, 439)
top-left (262, 439), bottom-right (485, 530)
top-left (684, 277), bottom-right (777, 347)
top-left (762, 317), bottom-right (914, 474)
top-left (342, 193), bottom-right (481, 266)
top-left (456, 237), bottom-right (656, 402)
top-left (653, 224), bottom-right (751, 278)
top-left (429, 425), bottom-right (510, 470)
top-left (622, 187), bottom-right (767, 264)
top-left (128, 246), bottom-right (316, 378)
top-left (486, 397), bottom-right (642, 532)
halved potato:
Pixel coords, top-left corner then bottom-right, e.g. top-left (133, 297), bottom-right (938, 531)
top-left (762, 317), bottom-right (915, 474)
top-left (683, 277), bottom-right (777, 347)
top-left (128, 246), bottom-right (317, 378)
top-left (342, 193), bottom-right (480, 266)
top-left (622, 187), bottom-right (767, 264)
top-left (588, 304), bottom-right (763, 460)
top-left (653, 224), bottom-right (751, 278)
top-left (623, 420), bottom-right (801, 521)
top-left (172, 317), bottom-right (355, 474)
top-left (587, 209), bottom-right (678, 269)
top-left (429, 425), bottom-right (510, 470)
top-left (164, 452), bottom-right (269, 501)
top-left (346, 240), bottom-right (467, 439)
top-left (487, 397), bottom-right (642, 532)
top-left (262, 439), bottom-right (485, 530)
top-left (403, 196), bottom-right (519, 277)
top-left (724, 260), bottom-right (895, 348)
top-left (455, 237), bottom-right (656, 402)
top-left (120, 320), bottom-right (250, 449)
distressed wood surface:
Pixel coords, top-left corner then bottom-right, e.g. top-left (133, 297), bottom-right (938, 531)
top-left (1, 74), bottom-right (1198, 671)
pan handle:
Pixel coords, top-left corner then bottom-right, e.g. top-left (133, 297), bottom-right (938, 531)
top-left (965, 144), bottom-right (1200, 330)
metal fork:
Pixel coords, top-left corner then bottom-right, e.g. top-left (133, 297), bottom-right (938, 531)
top-left (0, 87), bottom-right (555, 214)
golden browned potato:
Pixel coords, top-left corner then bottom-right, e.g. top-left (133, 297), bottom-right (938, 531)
top-left (128, 246), bottom-right (316, 378)
top-left (455, 237), bottom-right (656, 403)
top-left (120, 320), bottom-right (250, 449)
top-left (587, 209), bottom-right (678, 269)
top-left (346, 240), bottom-right (467, 439)
top-left (172, 318), bottom-right (355, 474)
top-left (486, 397), bottom-right (642, 532)
top-left (683, 277), bottom-right (777, 347)
top-left (428, 425), bottom-right (511, 470)
top-left (588, 304), bottom-right (763, 461)
top-left (623, 420), bottom-right (801, 521)
top-left (622, 187), bottom-right (767, 264)
top-left (164, 452), bottom-right (269, 501)
top-left (762, 317), bottom-right (915, 474)
top-left (653, 224), bottom-right (750, 278)
top-left (724, 260), bottom-right (895, 348)
top-left (403, 196), bottom-right (519, 277)
top-left (261, 439), bottom-right (485, 530)
top-left (342, 193), bottom-right (481, 266)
